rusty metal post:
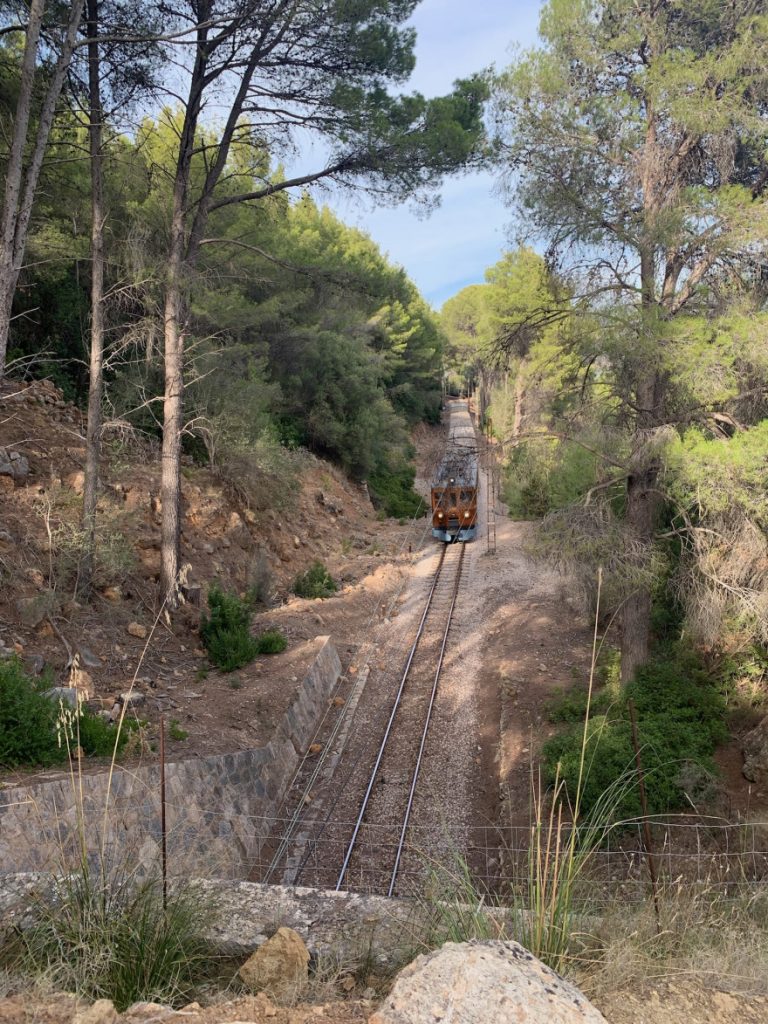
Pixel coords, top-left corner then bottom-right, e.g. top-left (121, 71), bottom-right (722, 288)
top-left (628, 698), bottom-right (660, 931)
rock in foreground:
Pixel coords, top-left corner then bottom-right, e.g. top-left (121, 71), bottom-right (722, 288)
top-left (370, 940), bottom-right (607, 1024)
top-left (238, 925), bottom-right (310, 1001)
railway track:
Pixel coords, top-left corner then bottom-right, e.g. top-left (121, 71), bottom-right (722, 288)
top-left (335, 541), bottom-right (466, 895)
top-left (261, 540), bottom-right (468, 896)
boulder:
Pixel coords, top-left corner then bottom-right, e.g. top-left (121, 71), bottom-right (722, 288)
top-left (69, 666), bottom-right (95, 699)
top-left (24, 566), bottom-right (46, 588)
top-left (64, 469), bottom-right (85, 494)
top-left (238, 926), bottom-right (310, 1002)
top-left (369, 940), bottom-right (607, 1024)
top-left (77, 645), bottom-right (104, 669)
top-left (119, 690), bottom-right (146, 709)
top-left (0, 447), bottom-right (29, 484)
top-left (44, 686), bottom-right (79, 709)
top-left (127, 621), bottom-right (148, 639)
top-left (743, 715), bottom-right (768, 783)
top-left (315, 490), bottom-right (343, 515)
top-left (73, 998), bottom-right (117, 1024)
top-left (16, 592), bottom-right (55, 628)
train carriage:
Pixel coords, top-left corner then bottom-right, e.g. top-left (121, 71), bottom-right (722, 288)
top-left (431, 403), bottom-right (478, 543)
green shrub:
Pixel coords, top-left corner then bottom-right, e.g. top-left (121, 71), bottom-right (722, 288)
top-left (200, 585), bottom-right (258, 671)
top-left (543, 649), bottom-right (728, 820)
top-left (78, 710), bottom-right (128, 758)
top-left (546, 649), bottom-right (621, 723)
top-left (0, 658), bottom-right (61, 768)
top-left (0, 657), bottom-right (126, 767)
top-left (292, 561), bottom-right (338, 599)
top-left (546, 686), bottom-right (614, 724)
top-left (254, 629), bottom-right (287, 655)
top-left (368, 464), bottom-right (425, 520)
top-left (503, 439), bottom-right (605, 519)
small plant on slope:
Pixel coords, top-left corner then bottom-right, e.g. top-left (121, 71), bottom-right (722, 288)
top-left (254, 629), bottom-right (287, 654)
top-left (292, 561), bottom-right (338, 599)
top-left (200, 584), bottom-right (258, 671)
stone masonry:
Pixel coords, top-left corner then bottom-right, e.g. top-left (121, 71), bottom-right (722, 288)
top-left (0, 637), bottom-right (341, 880)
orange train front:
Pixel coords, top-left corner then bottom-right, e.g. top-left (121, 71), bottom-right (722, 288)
top-left (431, 402), bottom-right (478, 543)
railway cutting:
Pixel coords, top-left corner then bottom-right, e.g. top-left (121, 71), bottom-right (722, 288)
top-left (254, 400), bottom-right (487, 897)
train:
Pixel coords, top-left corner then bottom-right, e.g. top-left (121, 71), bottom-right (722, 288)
top-left (430, 402), bottom-right (478, 543)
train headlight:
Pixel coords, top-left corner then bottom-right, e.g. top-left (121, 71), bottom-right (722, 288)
top-left (464, 512), bottom-right (471, 519)
top-left (437, 512), bottom-right (444, 520)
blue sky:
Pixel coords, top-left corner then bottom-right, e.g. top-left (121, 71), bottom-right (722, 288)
top-left (328, 1), bottom-right (544, 309)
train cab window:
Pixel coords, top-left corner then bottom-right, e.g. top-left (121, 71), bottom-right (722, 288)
top-left (460, 490), bottom-right (473, 502)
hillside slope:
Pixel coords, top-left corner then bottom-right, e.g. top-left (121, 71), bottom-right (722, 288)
top-left (0, 379), bottom-right (425, 765)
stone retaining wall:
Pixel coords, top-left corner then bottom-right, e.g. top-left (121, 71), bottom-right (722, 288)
top-left (0, 637), bottom-right (341, 880)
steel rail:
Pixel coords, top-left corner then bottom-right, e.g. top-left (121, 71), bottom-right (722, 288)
top-left (261, 511), bottom-right (437, 884)
top-left (335, 544), bottom-right (449, 891)
top-left (387, 543), bottom-right (465, 896)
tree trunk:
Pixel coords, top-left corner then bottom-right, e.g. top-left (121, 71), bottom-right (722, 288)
top-left (82, 0), bottom-right (105, 593)
top-left (622, 461), bottom-right (657, 682)
top-left (0, 0), bottom-right (83, 380)
top-left (477, 368), bottom-right (488, 428)
top-left (620, 230), bottom-right (662, 682)
top-left (620, 245), bottom-right (662, 682)
top-left (160, 274), bottom-right (185, 602)
top-left (0, 0), bottom-right (44, 378)
top-left (512, 367), bottom-right (525, 440)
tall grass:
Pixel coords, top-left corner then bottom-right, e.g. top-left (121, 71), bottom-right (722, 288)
top-left (513, 568), bottom-right (633, 971)
top-left (518, 762), bottom-right (635, 972)
top-left (580, 878), bottom-right (768, 1001)
top-left (416, 856), bottom-right (508, 951)
top-left (11, 873), bottom-right (212, 1011)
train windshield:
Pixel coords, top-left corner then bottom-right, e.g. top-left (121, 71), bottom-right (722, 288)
top-left (434, 489), bottom-right (460, 507)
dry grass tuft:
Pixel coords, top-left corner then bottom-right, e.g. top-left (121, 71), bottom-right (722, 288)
top-left (576, 880), bottom-right (768, 1000)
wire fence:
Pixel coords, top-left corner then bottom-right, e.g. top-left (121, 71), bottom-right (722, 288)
top-left (6, 781), bottom-right (768, 907)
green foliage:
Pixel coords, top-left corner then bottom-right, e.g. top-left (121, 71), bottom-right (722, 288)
top-left (7, 81), bottom-right (458, 488)
top-left (0, 658), bottom-right (126, 767)
top-left (77, 711), bottom-right (127, 759)
top-left (368, 463), bottom-right (426, 520)
top-left (0, 658), bottom-right (61, 768)
top-left (667, 422), bottom-right (768, 528)
top-left (544, 649), bottom-right (728, 820)
top-left (14, 874), bottom-right (212, 1011)
top-left (503, 439), bottom-right (602, 519)
top-left (488, 0), bottom-right (768, 659)
top-left (253, 630), bottom-right (287, 655)
top-left (53, 520), bottom-right (137, 596)
top-left (292, 561), bottom-right (338, 600)
top-left (200, 585), bottom-right (258, 672)
top-left (547, 685), bottom-right (614, 724)
top-left (168, 719), bottom-right (189, 742)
